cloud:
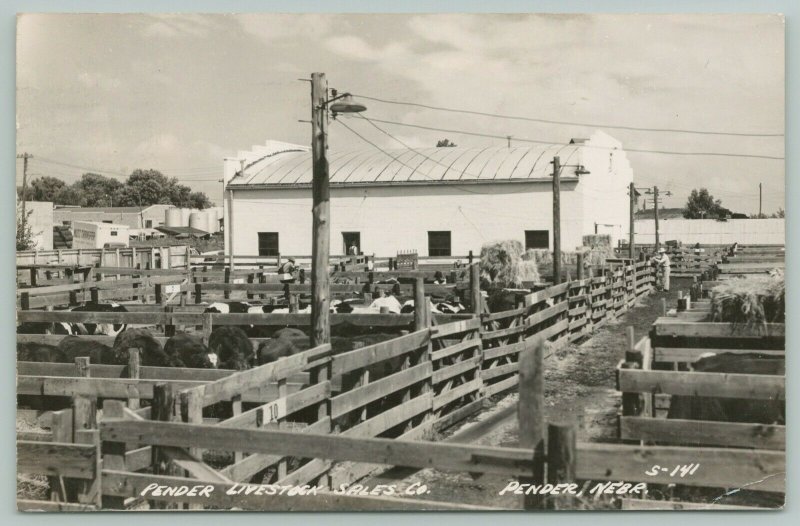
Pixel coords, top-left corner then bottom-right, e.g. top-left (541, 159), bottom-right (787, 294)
top-left (77, 71), bottom-right (121, 90)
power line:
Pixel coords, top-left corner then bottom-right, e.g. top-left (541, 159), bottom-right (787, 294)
top-left (341, 115), bottom-right (784, 161)
top-left (352, 93), bottom-right (784, 138)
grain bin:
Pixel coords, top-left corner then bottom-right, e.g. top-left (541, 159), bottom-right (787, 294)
top-left (189, 211), bottom-right (210, 234)
top-left (165, 208), bottom-right (182, 228)
top-left (205, 208), bottom-right (219, 233)
top-left (180, 208), bottom-right (192, 227)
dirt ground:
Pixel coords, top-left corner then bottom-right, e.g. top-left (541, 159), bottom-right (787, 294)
top-left (359, 282), bottom-right (685, 509)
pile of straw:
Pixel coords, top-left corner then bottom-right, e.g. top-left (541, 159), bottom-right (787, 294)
top-left (480, 240), bottom-right (540, 288)
top-left (709, 271), bottom-right (785, 327)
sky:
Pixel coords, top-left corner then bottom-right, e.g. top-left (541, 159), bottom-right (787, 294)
top-left (15, 13), bottom-right (784, 213)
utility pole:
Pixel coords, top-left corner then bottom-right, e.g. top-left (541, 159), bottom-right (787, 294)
top-left (552, 156), bottom-right (561, 284)
top-left (629, 182), bottom-right (635, 260)
top-left (653, 186), bottom-right (660, 250)
top-left (759, 183), bottom-right (762, 217)
top-left (507, 135), bottom-right (512, 148)
top-left (17, 153), bottom-right (32, 236)
top-left (310, 72), bottom-right (331, 346)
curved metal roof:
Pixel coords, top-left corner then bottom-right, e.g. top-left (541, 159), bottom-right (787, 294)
top-left (228, 144), bottom-right (582, 187)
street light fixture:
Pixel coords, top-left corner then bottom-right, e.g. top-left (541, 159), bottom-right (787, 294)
top-left (326, 90), bottom-right (367, 118)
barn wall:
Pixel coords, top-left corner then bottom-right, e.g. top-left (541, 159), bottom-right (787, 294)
top-left (228, 182), bottom-right (591, 257)
top-left (634, 218), bottom-right (785, 245)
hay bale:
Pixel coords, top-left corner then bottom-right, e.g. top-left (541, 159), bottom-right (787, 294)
top-left (709, 272), bottom-right (785, 327)
top-left (480, 240), bottom-right (540, 288)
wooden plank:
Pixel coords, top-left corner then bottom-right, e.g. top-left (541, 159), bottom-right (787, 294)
top-left (432, 356), bottom-right (481, 384)
top-left (481, 362), bottom-right (519, 381)
top-left (525, 301), bottom-right (568, 327)
top-left (620, 417), bottom-right (785, 450)
top-left (331, 330), bottom-right (429, 375)
top-left (344, 393), bottom-right (433, 438)
top-left (431, 317), bottom-right (481, 338)
top-left (430, 338), bottom-right (481, 361)
top-left (481, 322), bottom-right (526, 340)
top-left (484, 374), bottom-right (518, 397)
top-left (618, 369), bottom-right (784, 399)
top-left (17, 376), bottom-right (205, 399)
top-left (218, 382), bottom-right (330, 428)
top-left (529, 318), bottom-right (569, 342)
top-left (218, 418), bottom-right (331, 482)
top-left (654, 347), bottom-right (785, 362)
top-left (576, 443), bottom-right (784, 492)
top-left (524, 282), bottom-right (570, 306)
top-left (17, 441), bottom-right (96, 479)
top-left (331, 362), bottom-right (431, 418)
top-left (481, 307), bottom-right (526, 322)
top-left (483, 340), bottom-right (528, 361)
top-left (652, 321), bottom-right (785, 338)
top-left (100, 470), bottom-right (499, 511)
top-left (433, 378), bottom-right (483, 410)
top-left (99, 420), bottom-right (537, 477)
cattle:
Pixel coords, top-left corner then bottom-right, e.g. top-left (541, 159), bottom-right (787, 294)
top-left (112, 328), bottom-right (174, 367)
top-left (256, 328), bottom-right (311, 365)
top-left (164, 333), bottom-right (218, 369)
top-left (209, 326), bottom-right (255, 370)
top-left (667, 352), bottom-right (785, 425)
top-left (69, 302), bottom-right (129, 337)
top-left (57, 336), bottom-right (116, 365)
top-left (17, 342), bottom-right (67, 363)
top-left (204, 302), bottom-right (252, 314)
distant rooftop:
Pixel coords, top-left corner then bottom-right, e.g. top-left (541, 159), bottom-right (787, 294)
top-left (54, 204), bottom-right (173, 213)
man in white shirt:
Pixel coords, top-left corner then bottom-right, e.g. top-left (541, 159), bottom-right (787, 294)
top-left (655, 248), bottom-right (671, 292)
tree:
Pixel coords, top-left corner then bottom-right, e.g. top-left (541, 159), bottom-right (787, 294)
top-left (16, 205), bottom-right (36, 250)
top-left (772, 208), bottom-right (785, 218)
top-left (19, 176), bottom-right (67, 202)
top-left (436, 139), bottom-right (457, 147)
top-left (188, 191), bottom-right (212, 209)
top-left (73, 173), bottom-right (124, 207)
top-left (683, 188), bottom-right (727, 219)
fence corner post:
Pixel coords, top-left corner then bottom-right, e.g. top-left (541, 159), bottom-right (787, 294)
top-left (546, 422), bottom-right (577, 509)
top-left (518, 338), bottom-right (545, 510)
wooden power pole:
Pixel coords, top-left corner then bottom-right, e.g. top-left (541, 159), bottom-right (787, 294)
top-left (310, 72), bottom-right (331, 346)
top-left (552, 156), bottom-right (561, 284)
top-left (629, 182), bottom-right (635, 260)
top-left (17, 152), bottom-right (32, 235)
top-left (653, 186), bottom-right (660, 250)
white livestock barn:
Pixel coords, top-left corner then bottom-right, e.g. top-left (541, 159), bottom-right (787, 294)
top-left (223, 132), bottom-right (633, 257)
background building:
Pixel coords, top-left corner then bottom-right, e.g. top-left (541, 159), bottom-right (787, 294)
top-left (223, 132), bottom-right (634, 257)
top-left (20, 200), bottom-right (54, 251)
top-left (54, 204), bottom-right (174, 230)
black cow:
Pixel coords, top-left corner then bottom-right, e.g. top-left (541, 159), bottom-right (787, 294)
top-left (667, 352), bottom-right (785, 425)
top-left (164, 333), bottom-right (218, 369)
top-left (70, 302), bottom-right (128, 337)
top-left (17, 342), bottom-right (67, 363)
top-left (112, 328), bottom-right (173, 367)
top-left (57, 336), bottom-right (116, 364)
top-left (209, 326), bottom-right (255, 370)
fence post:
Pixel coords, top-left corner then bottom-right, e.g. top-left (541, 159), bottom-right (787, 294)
top-left (576, 253), bottom-right (584, 281)
top-left (661, 297), bottom-right (667, 317)
top-left (470, 263), bottom-right (481, 315)
top-left (518, 339), bottom-right (545, 510)
top-left (100, 400), bottom-right (127, 509)
top-left (29, 267), bottom-right (38, 287)
top-left (127, 349), bottom-right (141, 409)
top-left (180, 389), bottom-right (205, 510)
top-left (151, 383), bottom-right (176, 509)
top-left (546, 423), bottom-right (577, 509)
top-left (20, 292), bottom-right (30, 311)
top-left (165, 305), bottom-right (176, 337)
top-left (413, 278), bottom-right (427, 332)
top-left (619, 327), bottom-right (642, 425)
top-left (289, 294), bottom-right (299, 313)
top-left (246, 273), bottom-right (254, 300)
top-left (223, 268), bottom-right (231, 300)
top-left (155, 283), bottom-right (163, 305)
top-left (75, 356), bottom-right (90, 379)
top-left (194, 282), bottom-right (203, 304)
top-left (48, 410), bottom-right (72, 502)
top-left (72, 395), bottom-right (98, 505)
top-left (90, 287), bottom-right (99, 304)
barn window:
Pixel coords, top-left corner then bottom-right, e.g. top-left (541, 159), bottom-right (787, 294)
top-left (258, 232), bottom-right (279, 256)
top-left (428, 231), bottom-right (451, 256)
top-left (525, 230), bottom-right (549, 250)
top-left (145, 220), bottom-right (153, 228)
top-left (110, 231), bottom-right (118, 237)
top-left (102, 220), bottom-right (113, 224)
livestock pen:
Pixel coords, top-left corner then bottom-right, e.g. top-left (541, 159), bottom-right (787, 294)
top-left (17, 259), bottom-right (686, 510)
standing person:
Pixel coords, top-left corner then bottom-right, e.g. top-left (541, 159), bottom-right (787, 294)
top-left (278, 257), bottom-right (297, 302)
top-left (655, 248), bottom-right (671, 292)
top-left (348, 240), bottom-right (359, 256)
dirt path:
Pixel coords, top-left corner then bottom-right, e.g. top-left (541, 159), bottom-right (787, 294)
top-left (358, 285), bottom-right (684, 508)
